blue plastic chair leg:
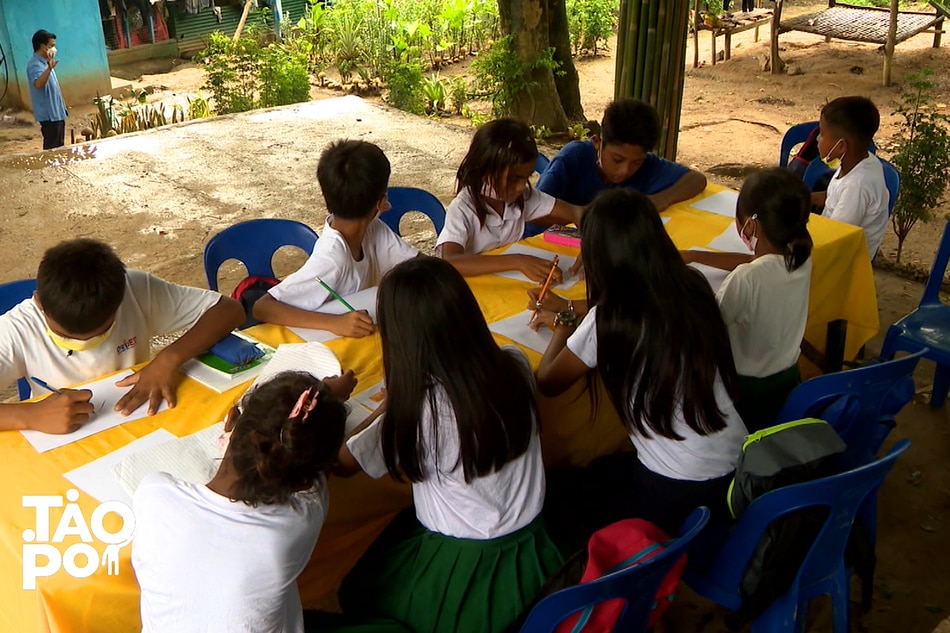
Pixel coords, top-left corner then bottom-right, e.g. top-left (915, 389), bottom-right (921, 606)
top-left (931, 363), bottom-right (950, 408)
top-left (751, 591), bottom-right (799, 633)
top-left (829, 568), bottom-right (851, 633)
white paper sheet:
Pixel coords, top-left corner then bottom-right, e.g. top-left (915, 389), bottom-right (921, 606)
top-left (20, 372), bottom-right (170, 453)
top-left (112, 423), bottom-right (225, 498)
top-left (494, 244), bottom-right (579, 289)
top-left (662, 216), bottom-right (671, 225)
top-left (489, 310), bottom-right (554, 354)
top-left (289, 287), bottom-right (379, 343)
top-left (249, 342), bottom-right (342, 391)
top-left (705, 224), bottom-right (750, 254)
top-left (63, 429), bottom-right (177, 505)
top-left (688, 262), bottom-right (730, 294)
top-left (690, 190), bottom-right (739, 218)
top-left (352, 381), bottom-right (385, 413)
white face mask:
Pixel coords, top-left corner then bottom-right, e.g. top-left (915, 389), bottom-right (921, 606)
top-left (738, 214), bottom-right (758, 253)
top-left (47, 46), bottom-right (57, 58)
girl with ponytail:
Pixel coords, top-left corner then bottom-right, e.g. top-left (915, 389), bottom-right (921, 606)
top-left (132, 370), bottom-right (358, 633)
top-left (683, 168), bottom-right (813, 431)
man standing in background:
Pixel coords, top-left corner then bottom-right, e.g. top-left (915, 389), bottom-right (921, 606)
top-left (27, 30), bottom-right (68, 150)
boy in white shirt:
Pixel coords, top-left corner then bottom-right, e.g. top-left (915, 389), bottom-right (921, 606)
top-left (254, 140), bottom-right (418, 337)
top-left (0, 238), bottom-right (244, 435)
top-left (813, 96), bottom-right (889, 259)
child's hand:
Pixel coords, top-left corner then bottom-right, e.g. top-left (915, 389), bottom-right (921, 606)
top-left (568, 257), bottom-right (584, 279)
top-left (519, 255), bottom-right (563, 284)
top-left (29, 389), bottom-right (94, 434)
top-left (527, 288), bottom-right (568, 314)
top-left (114, 356), bottom-right (179, 416)
top-left (528, 310), bottom-right (557, 332)
top-left (331, 311), bottom-right (375, 338)
top-left (323, 369), bottom-right (358, 401)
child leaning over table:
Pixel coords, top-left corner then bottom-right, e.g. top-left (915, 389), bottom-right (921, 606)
top-left (0, 238), bottom-right (244, 435)
top-left (537, 98), bottom-right (707, 210)
top-left (812, 96), bottom-right (888, 260)
top-left (682, 168), bottom-right (813, 432)
top-left (254, 139), bottom-right (418, 339)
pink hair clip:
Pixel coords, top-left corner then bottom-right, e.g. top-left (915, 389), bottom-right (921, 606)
top-left (289, 387), bottom-right (320, 420)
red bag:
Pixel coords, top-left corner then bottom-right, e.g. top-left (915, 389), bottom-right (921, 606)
top-left (554, 519), bottom-right (686, 632)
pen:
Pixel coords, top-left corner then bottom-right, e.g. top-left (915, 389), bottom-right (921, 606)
top-left (529, 255), bottom-right (560, 325)
top-left (29, 376), bottom-right (60, 393)
top-left (314, 276), bottom-right (356, 312)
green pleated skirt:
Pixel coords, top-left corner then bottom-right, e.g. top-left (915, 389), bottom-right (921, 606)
top-left (337, 510), bottom-right (564, 633)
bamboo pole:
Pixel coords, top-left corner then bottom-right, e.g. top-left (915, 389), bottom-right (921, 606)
top-left (640, 0), bottom-right (661, 102)
top-left (616, 0), bottom-right (642, 99)
top-left (233, 0), bottom-right (255, 42)
top-left (667, 0), bottom-right (690, 158)
top-left (883, 0), bottom-right (898, 86)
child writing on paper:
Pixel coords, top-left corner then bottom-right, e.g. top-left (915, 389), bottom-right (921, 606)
top-left (254, 140), bottom-right (418, 338)
top-left (132, 370), bottom-right (360, 633)
top-left (812, 96), bottom-right (888, 260)
top-left (436, 118), bottom-right (583, 282)
top-left (532, 189), bottom-right (747, 541)
top-left (683, 169), bottom-right (813, 432)
top-left (335, 257), bottom-right (562, 633)
top-left (537, 99), bottom-right (706, 210)
top-left (0, 238), bottom-right (244, 435)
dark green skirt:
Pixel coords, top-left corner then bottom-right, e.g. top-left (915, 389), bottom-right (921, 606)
top-left (736, 364), bottom-right (801, 433)
top-left (338, 510), bottom-right (564, 633)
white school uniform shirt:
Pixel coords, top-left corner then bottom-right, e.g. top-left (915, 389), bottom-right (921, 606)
top-left (268, 217), bottom-right (417, 311)
top-left (567, 307), bottom-right (747, 481)
top-left (0, 270), bottom-right (221, 397)
top-left (716, 254), bottom-right (812, 378)
top-left (346, 348), bottom-right (545, 539)
top-left (132, 472), bottom-right (328, 633)
top-left (822, 155), bottom-right (889, 259)
top-left (436, 186), bottom-right (556, 254)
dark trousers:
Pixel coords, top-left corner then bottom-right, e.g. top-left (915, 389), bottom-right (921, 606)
top-left (40, 120), bottom-right (65, 150)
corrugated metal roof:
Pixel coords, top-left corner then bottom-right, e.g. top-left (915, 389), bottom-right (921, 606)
top-left (170, 0), bottom-right (309, 57)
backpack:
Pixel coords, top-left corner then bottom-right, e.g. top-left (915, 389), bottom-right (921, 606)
top-left (786, 125), bottom-right (833, 195)
top-left (505, 519), bottom-right (685, 633)
top-left (724, 418), bottom-right (847, 628)
top-left (230, 275), bottom-right (279, 329)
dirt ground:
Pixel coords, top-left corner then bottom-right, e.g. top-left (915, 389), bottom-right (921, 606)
top-left (1, 2), bottom-right (949, 631)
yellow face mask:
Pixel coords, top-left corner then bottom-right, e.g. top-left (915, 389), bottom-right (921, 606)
top-left (46, 321), bottom-right (116, 353)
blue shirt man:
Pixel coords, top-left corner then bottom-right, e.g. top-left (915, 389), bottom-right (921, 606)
top-left (27, 30), bottom-right (68, 150)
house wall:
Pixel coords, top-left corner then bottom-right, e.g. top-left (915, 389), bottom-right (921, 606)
top-left (0, 0), bottom-right (111, 110)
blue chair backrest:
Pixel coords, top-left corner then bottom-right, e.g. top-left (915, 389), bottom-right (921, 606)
top-left (535, 152), bottom-right (551, 176)
top-left (919, 219), bottom-right (950, 308)
top-left (776, 349), bottom-right (924, 456)
top-left (381, 187), bottom-right (446, 237)
top-left (0, 279), bottom-right (37, 401)
top-left (780, 121), bottom-right (818, 168)
top-left (881, 158), bottom-right (900, 215)
top-left (802, 158), bottom-right (832, 190)
top-left (518, 507), bottom-right (710, 633)
top-left (203, 219), bottom-right (318, 291)
top-left (698, 440), bottom-right (909, 597)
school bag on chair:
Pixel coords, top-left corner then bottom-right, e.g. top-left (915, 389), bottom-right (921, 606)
top-left (724, 418), bottom-right (847, 629)
top-left (231, 275), bottom-right (280, 329)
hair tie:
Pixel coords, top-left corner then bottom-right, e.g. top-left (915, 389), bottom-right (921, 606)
top-left (289, 387), bottom-right (319, 420)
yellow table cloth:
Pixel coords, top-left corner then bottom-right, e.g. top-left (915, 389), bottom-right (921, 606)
top-left (0, 186), bottom-right (878, 632)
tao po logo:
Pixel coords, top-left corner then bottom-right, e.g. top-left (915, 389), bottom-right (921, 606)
top-left (22, 489), bottom-right (135, 590)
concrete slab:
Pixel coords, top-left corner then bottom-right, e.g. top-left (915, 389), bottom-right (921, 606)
top-left (0, 96), bottom-right (473, 290)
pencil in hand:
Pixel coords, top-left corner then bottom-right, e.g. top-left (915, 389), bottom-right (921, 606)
top-left (528, 255), bottom-right (559, 325)
top-left (314, 276), bottom-right (356, 312)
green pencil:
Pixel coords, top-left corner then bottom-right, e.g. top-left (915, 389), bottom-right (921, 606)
top-left (314, 276), bottom-right (356, 312)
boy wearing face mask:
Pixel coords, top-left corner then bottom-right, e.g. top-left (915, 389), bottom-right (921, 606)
top-left (813, 96), bottom-right (888, 260)
top-left (537, 98), bottom-right (706, 211)
top-left (0, 239), bottom-right (244, 435)
top-left (27, 30), bottom-right (68, 150)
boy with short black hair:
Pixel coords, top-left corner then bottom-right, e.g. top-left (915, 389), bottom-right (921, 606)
top-left (813, 96), bottom-right (888, 259)
top-left (28, 29), bottom-right (67, 150)
top-left (254, 139), bottom-right (418, 338)
top-left (537, 98), bottom-right (707, 210)
top-left (0, 238), bottom-right (244, 435)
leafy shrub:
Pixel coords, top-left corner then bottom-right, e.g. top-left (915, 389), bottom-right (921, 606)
top-left (472, 36), bottom-right (559, 116)
top-left (449, 76), bottom-right (468, 114)
top-left (566, 0), bottom-right (617, 55)
top-left (388, 62), bottom-right (425, 114)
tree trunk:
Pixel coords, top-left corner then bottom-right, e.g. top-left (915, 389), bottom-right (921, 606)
top-left (498, 0), bottom-right (581, 129)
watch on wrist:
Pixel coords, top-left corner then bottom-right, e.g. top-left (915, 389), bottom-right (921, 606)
top-left (554, 310), bottom-right (579, 328)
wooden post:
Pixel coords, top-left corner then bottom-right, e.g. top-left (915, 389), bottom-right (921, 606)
top-left (692, 0), bottom-right (700, 68)
top-left (883, 0), bottom-right (898, 86)
top-left (770, 0), bottom-right (785, 74)
top-left (233, 0), bottom-right (254, 42)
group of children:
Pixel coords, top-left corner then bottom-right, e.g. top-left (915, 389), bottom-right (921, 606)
top-left (0, 95), bottom-right (891, 633)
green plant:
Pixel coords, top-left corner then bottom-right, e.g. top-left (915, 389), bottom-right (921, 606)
top-left (472, 35), bottom-right (559, 116)
top-left (196, 32), bottom-right (260, 114)
top-left (422, 74), bottom-right (447, 114)
top-left (387, 62), bottom-right (425, 114)
top-left (565, 0), bottom-right (617, 55)
top-left (259, 43), bottom-right (311, 107)
top-left (569, 122), bottom-right (590, 140)
top-left (531, 124), bottom-right (552, 140)
top-left (462, 103), bottom-right (490, 127)
top-left (449, 76), bottom-right (468, 114)
top-left (331, 11), bottom-right (366, 83)
top-left (92, 94), bottom-right (116, 137)
top-left (187, 91), bottom-right (212, 119)
top-left (890, 69), bottom-right (950, 262)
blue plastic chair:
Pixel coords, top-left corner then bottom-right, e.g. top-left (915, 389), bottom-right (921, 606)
top-left (882, 218), bottom-right (950, 407)
top-left (518, 507), bottom-right (710, 632)
top-left (522, 153), bottom-right (554, 240)
top-left (535, 152), bottom-right (551, 176)
top-left (380, 187), bottom-right (446, 237)
top-left (802, 157), bottom-right (833, 190)
top-left (780, 121), bottom-right (819, 168)
top-left (0, 279), bottom-right (37, 401)
top-left (203, 219), bottom-right (318, 291)
top-left (685, 440), bottom-right (910, 633)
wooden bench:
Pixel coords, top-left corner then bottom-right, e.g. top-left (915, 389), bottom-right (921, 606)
top-left (691, 7), bottom-right (775, 66)
top-left (770, 0), bottom-right (948, 85)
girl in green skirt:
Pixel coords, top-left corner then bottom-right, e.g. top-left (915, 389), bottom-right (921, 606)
top-left (336, 256), bottom-right (563, 633)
